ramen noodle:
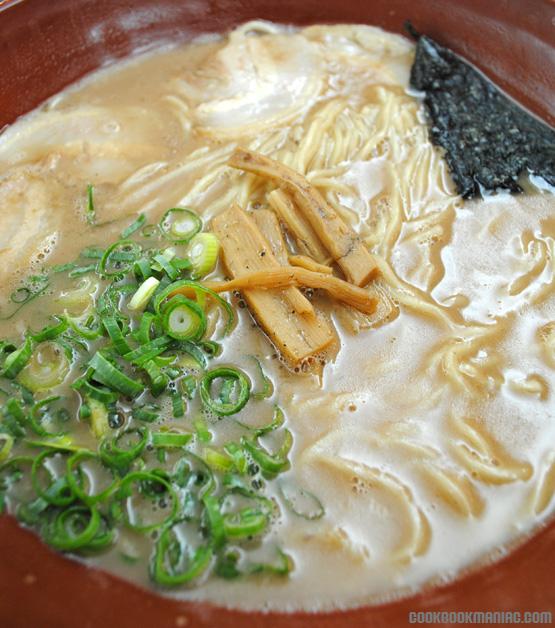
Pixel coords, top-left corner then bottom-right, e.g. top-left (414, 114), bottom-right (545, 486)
top-left (0, 22), bottom-right (553, 611)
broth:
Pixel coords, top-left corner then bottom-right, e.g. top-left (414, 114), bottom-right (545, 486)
top-left (0, 22), bottom-right (554, 611)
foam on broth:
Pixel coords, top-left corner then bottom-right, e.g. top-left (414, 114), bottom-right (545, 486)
top-left (0, 22), bottom-right (554, 611)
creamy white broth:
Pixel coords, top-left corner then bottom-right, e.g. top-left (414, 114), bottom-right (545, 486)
top-left (0, 22), bottom-right (554, 611)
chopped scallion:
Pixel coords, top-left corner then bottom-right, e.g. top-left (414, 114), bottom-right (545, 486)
top-left (199, 367), bottom-right (251, 417)
top-left (162, 296), bottom-right (206, 342)
top-left (128, 277), bottom-right (161, 311)
top-left (187, 233), bottom-right (220, 278)
top-left (121, 213), bottom-right (146, 239)
top-left (159, 208), bottom-right (202, 243)
top-left (89, 353), bottom-right (144, 397)
top-left (86, 184), bottom-right (96, 225)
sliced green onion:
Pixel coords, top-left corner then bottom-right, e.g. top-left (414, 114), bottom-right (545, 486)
top-left (250, 356), bottom-right (274, 400)
top-left (52, 262), bottom-right (77, 274)
top-left (171, 258), bottom-right (192, 272)
top-left (72, 378), bottom-right (118, 405)
top-left (96, 283), bottom-right (135, 322)
top-left (142, 359), bottom-right (168, 397)
top-left (56, 277), bottom-right (97, 319)
top-left (152, 253), bottom-right (179, 281)
top-left (0, 455), bottom-right (33, 515)
top-left (4, 397), bottom-right (26, 430)
top-left (141, 224), bottom-right (159, 238)
top-left (13, 381), bottom-right (34, 405)
top-left (172, 452), bottom-right (215, 497)
top-left (28, 396), bottom-right (65, 437)
top-left (133, 312), bottom-right (157, 346)
top-left (66, 451), bottom-right (118, 505)
top-left (171, 392), bottom-right (185, 418)
top-left (248, 548), bottom-right (293, 576)
top-left (79, 404), bottom-right (91, 419)
top-left (162, 296), bottom-right (206, 342)
top-left (241, 429), bottom-right (293, 476)
top-left (224, 442), bottom-right (248, 475)
top-left (223, 509), bottom-right (268, 539)
top-left (121, 213), bottom-right (146, 239)
top-left (16, 496), bottom-right (49, 526)
top-left (219, 377), bottom-right (235, 405)
top-left (31, 318), bottom-right (68, 343)
top-left (181, 375), bottom-right (197, 399)
top-left (132, 404), bottom-right (160, 423)
top-left (0, 341), bottom-right (17, 358)
top-left (187, 233), bottom-right (220, 279)
top-left (83, 513), bottom-right (116, 553)
top-left (102, 317), bottom-right (132, 355)
top-left (2, 337), bottom-right (33, 379)
top-left (134, 258), bottom-right (153, 281)
top-left (99, 240), bottom-right (142, 278)
top-left (80, 246), bottom-right (104, 259)
top-left (2, 276), bottom-right (49, 321)
top-left (31, 450), bottom-right (75, 506)
top-left (203, 493), bottom-right (225, 548)
top-left (159, 208), bottom-right (202, 243)
top-left (45, 505), bottom-right (101, 551)
top-left (86, 184), bottom-right (96, 225)
top-left (0, 189), bottom-right (303, 587)
top-left (89, 352), bottom-right (144, 397)
top-left (124, 336), bottom-right (171, 367)
top-left (128, 277), bottom-right (160, 311)
top-left (99, 428), bottom-right (148, 471)
top-left (17, 341), bottom-right (70, 392)
top-left (116, 471), bottom-right (178, 533)
top-left (236, 405), bottom-right (285, 436)
top-left (24, 435), bottom-right (91, 453)
top-left (204, 448), bottom-right (234, 472)
top-left (200, 340), bottom-right (221, 358)
top-left (193, 418), bottom-right (212, 444)
top-left (151, 524), bottom-right (212, 586)
top-left (11, 288), bottom-right (33, 304)
top-left (68, 264), bottom-right (97, 278)
top-left (215, 549), bottom-right (242, 579)
top-left (177, 342), bottom-right (207, 370)
top-left (66, 316), bottom-right (102, 340)
top-left (166, 366), bottom-right (181, 378)
top-left (199, 367), bottom-right (251, 417)
top-left (153, 280), bottom-right (234, 337)
top-left (151, 430), bottom-right (192, 448)
top-left (86, 397), bottom-right (110, 439)
top-left (0, 434), bottom-right (14, 463)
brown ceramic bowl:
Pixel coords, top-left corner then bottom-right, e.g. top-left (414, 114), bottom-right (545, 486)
top-left (0, 1), bottom-right (554, 626)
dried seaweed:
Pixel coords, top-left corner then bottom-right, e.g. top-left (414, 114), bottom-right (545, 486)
top-left (409, 27), bottom-right (555, 198)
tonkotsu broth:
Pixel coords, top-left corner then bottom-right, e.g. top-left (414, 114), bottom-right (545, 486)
top-left (1, 21), bottom-right (554, 611)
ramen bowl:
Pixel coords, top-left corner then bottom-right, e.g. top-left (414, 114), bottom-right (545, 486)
top-left (0, 1), bottom-right (554, 626)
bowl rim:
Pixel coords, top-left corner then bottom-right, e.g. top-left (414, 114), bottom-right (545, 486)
top-left (0, 0), bottom-right (554, 625)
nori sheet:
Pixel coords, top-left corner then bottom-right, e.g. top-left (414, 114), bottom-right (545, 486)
top-left (409, 30), bottom-right (555, 198)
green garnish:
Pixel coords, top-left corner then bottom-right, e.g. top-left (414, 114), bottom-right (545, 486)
top-left (0, 434), bottom-right (13, 463)
top-left (0, 206), bottom-right (302, 589)
top-left (159, 207), bottom-right (202, 243)
top-left (2, 337), bottom-right (33, 379)
top-left (121, 213), bottom-right (146, 239)
top-left (187, 233), bottom-right (220, 278)
top-left (127, 277), bottom-right (160, 311)
top-left (89, 353), bottom-right (144, 397)
top-left (199, 367), bottom-right (251, 416)
top-left (86, 184), bottom-right (96, 225)
top-left (161, 295), bottom-right (206, 342)
top-left (98, 240), bottom-right (141, 278)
